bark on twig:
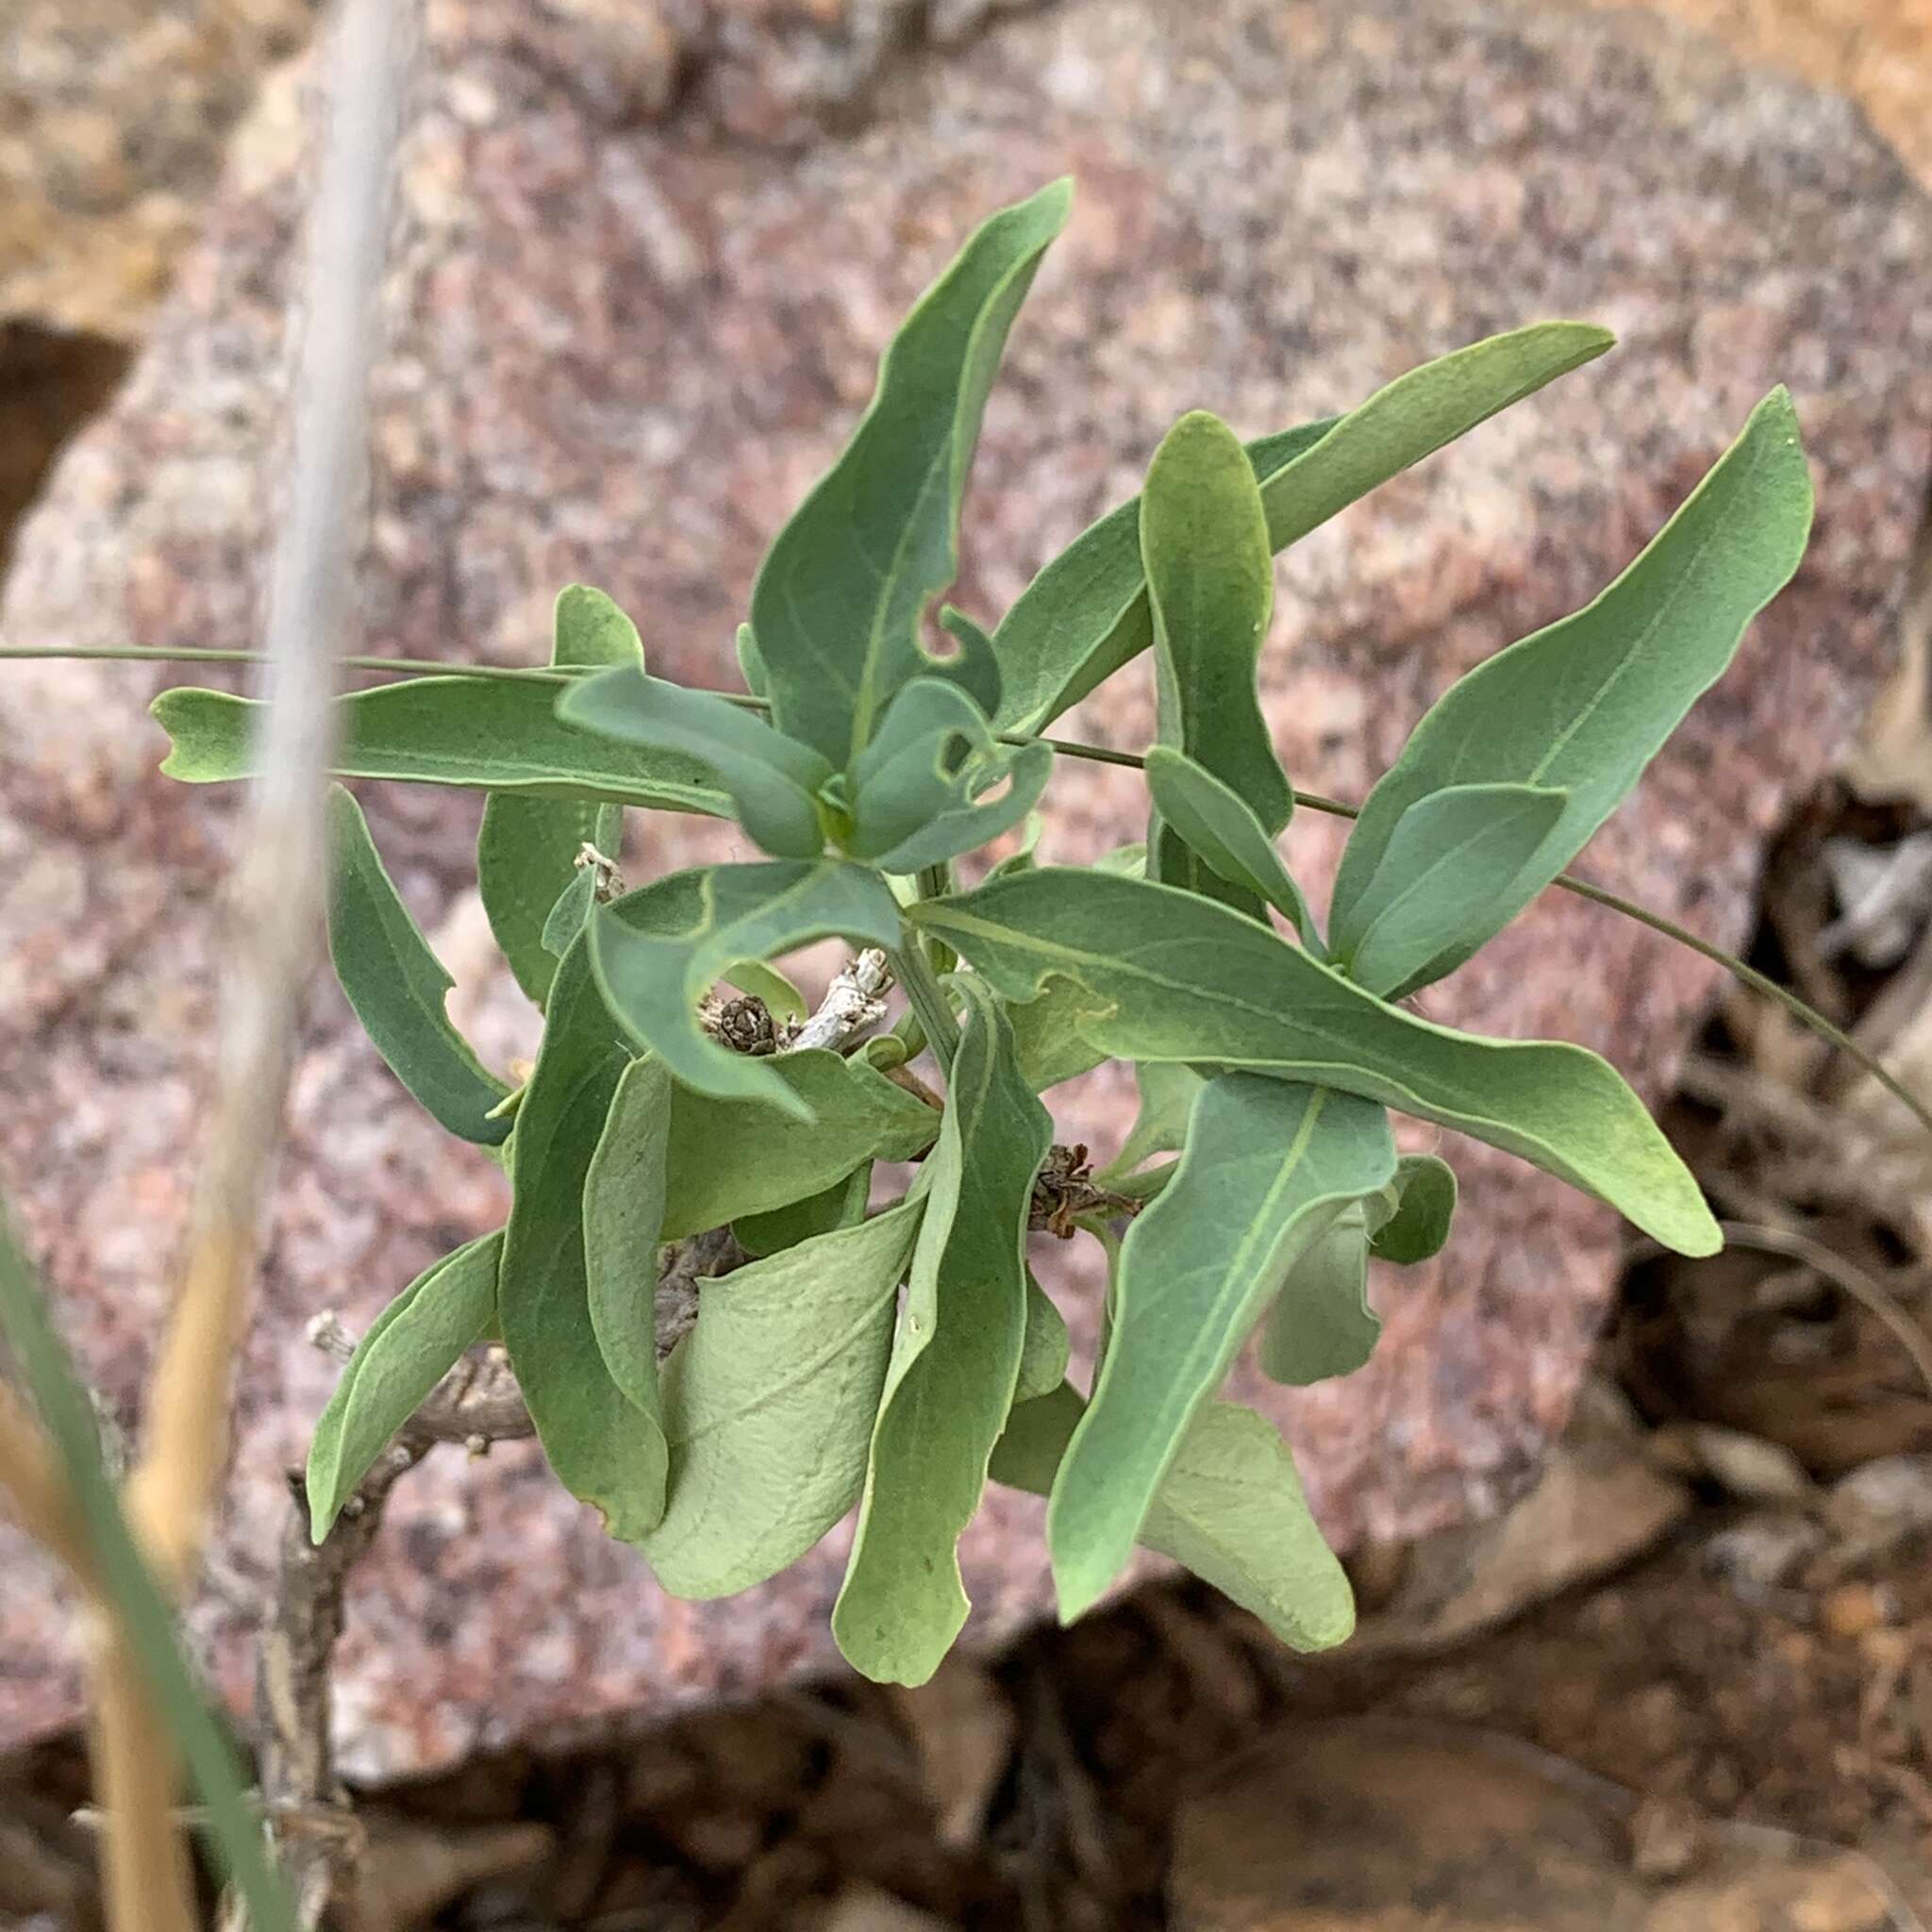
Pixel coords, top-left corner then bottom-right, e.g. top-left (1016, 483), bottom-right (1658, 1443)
top-left (789, 949), bottom-right (893, 1052)
top-left (252, 1350), bottom-right (536, 1925)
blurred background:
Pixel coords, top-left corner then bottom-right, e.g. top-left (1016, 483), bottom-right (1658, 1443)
top-left (2, 2), bottom-right (1932, 1927)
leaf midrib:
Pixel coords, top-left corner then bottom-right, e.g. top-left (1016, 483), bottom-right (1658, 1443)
top-left (919, 902), bottom-right (1610, 1183)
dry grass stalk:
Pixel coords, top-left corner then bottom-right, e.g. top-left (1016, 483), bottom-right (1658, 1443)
top-left (4, 0), bottom-right (416, 1924)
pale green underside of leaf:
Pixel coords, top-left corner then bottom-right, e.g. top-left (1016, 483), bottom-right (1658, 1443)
top-left (307, 1232), bottom-right (501, 1539)
top-left (1331, 782), bottom-right (1566, 994)
top-left (992, 322), bottom-right (1612, 733)
top-left (1048, 1077), bottom-right (1393, 1617)
top-left (991, 1384), bottom-right (1354, 1651)
top-left (834, 981), bottom-right (1052, 1684)
top-left (591, 861), bottom-right (905, 1117)
top-left (584, 1056), bottom-right (675, 1416)
top-left (911, 869), bottom-right (1718, 1256)
top-left (153, 678), bottom-right (729, 814)
top-left (498, 941), bottom-right (669, 1541)
top-left (659, 1052), bottom-right (937, 1239)
top-left (1257, 1208), bottom-right (1380, 1386)
top-left (325, 785), bottom-right (512, 1145)
top-left (644, 1198), bottom-right (926, 1597)
top-left (752, 179), bottom-right (1072, 767)
top-left (991, 417), bottom-right (1335, 735)
top-left (1329, 387), bottom-right (1814, 995)
top-left (479, 586), bottom-right (645, 1006)
top-left (735, 1162), bottom-right (873, 1258)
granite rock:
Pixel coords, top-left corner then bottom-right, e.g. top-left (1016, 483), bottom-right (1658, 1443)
top-left (1, 0), bottom-right (1929, 1776)
top-left (0, 0), bottom-right (318, 340)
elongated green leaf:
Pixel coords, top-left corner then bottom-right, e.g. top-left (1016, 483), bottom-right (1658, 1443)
top-left (0, 1217), bottom-right (294, 1926)
top-left (1015, 1272), bottom-right (1069, 1404)
top-left (1257, 1207), bottom-right (1378, 1386)
top-left (478, 586), bottom-right (641, 1006)
top-left (996, 323), bottom-right (1614, 732)
top-left (1048, 1077), bottom-right (1391, 1617)
top-left (991, 418), bottom-right (1338, 732)
top-left (1142, 410), bottom-right (1292, 915)
top-left (910, 869), bottom-right (1719, 1255)
top-left (1331, 388), bottom-right (1813, 994)
top-left (558, 668), bottom-right (832, 859)
top-left (585, 1056), bottom-right (674, 1414)
top-left (1257, 325), bottom-right (1612, 555)
top-left (498, 941), bottom-right (668, 1540)
top-left (834, 980), bottom-right (1052, 1683)
top-left (644, 1198), bottom-right (925, 1596)
top-left (660, 1051), bottom-right (937, 1238)
top-left (751, 179), bottom-right (1072, 766)
top-left (326, 785), bottom-right (511, 1144)
top-left (1372, 1154), bottom-right (1457, 1264)
top-left (155, 677), bottom-right (728, 814)
top-left (307, 1232), bottom-right (500, 1539)
top-left (590, 861), bottom-right (904, 1116)
top-left (736, 1161), bottom-right (873, 1258)
top-left (991, 1384), bottom-right (1353, 1650)
top-left (1331, 783), bottom-right (1566, 993)
top-left (872, 741), bottom-right (1053, 876)
top-left (1141, 747), bottom-right (1317, 946)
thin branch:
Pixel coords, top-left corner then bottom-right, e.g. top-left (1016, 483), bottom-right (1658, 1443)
top-left (0, 641), bottom-right (575, 684)
top-left (1716, 1220), bottom-right (1932, 1404)
top-left (253, 1348), bottom-right (534, 1927)
top-left (789, 948), bottom-right (892, 1052)
top-left (1633, 1216), bottom-right (1932, 1404)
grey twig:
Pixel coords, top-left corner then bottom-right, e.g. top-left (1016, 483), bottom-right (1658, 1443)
top-left (789, 948), bottom-right (893, 1052)
top-left (253, 1342), bottom-right (535, 1927)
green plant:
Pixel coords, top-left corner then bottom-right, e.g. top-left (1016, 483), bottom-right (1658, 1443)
top-left (148, 176), bottom-right (1814, 1685)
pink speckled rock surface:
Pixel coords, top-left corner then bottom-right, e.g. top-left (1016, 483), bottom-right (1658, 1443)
top-left (2, 0), bottom-right (1929, 1777)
